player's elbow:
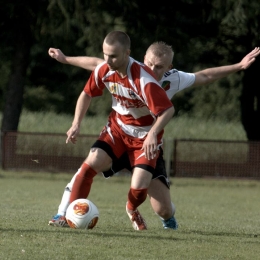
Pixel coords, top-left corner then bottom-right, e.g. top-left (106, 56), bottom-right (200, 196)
top-left (171, 106), bottom-right (175, 116)
top-left (166, 105), bottom-right (175, 117)
top-left (194, 73), bottom-right (211, 86)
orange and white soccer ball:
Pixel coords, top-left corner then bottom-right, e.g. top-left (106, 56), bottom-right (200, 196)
top-left (65, 199), bottom-right (99, 230)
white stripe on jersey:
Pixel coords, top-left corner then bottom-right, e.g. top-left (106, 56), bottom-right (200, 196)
top-left (87, 57), bottom-right (172, 139)
top-left (116, 116), bottom-right (151, 139)
top-left (135, 141), bottom-right (163, 160)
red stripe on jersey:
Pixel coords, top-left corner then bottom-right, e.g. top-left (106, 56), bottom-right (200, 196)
top-left (117, 113), bottom-right (155, 126)
top-left (128, 61), bottom-right (173, 116)
top-left (84, 64), bottom-right (110, 97)
top-left (144, 83), bottom-right (173, 116)
top-left (83, 57), bottom-right (173, 138)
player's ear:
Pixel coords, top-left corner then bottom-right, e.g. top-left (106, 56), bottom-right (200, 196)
top-left (168, 63), bottom-right (173, 70)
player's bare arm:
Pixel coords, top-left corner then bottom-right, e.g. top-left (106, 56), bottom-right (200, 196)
top-left (142, 106), bottom-right (175, 160)
top-left (48, 47), bottom-right (104, 71)
top-left (66, 91), bottom-right (92, 144)
top-left (193, 47), bottom-right (260, 87)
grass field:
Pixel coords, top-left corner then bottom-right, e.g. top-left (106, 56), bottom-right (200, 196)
top-left (0, 111), bottom-right (257, 259)
top-left (0, 171), bottom-right (259, 260)
top-left (16, 110), bottom-right (247, 141)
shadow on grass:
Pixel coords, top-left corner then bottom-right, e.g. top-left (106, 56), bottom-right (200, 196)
top-left (0, 171), bottom-right (105, 182)
top-left (181, 229), bottom-right (259, 239)
top-left (0, 227), bottom-right (183, 241)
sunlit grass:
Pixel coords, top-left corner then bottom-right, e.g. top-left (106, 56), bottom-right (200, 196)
top-left (16, 110), bottom-right (247, 141)
top-left (163, 115), bottom-right (247, 141)
top-left (17, 110), bottom-right (106, 135)
top-left (0, 171), bottom-right (259, 260)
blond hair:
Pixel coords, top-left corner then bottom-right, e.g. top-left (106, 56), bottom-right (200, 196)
top-left (146, 41), bottom-right (174, 63)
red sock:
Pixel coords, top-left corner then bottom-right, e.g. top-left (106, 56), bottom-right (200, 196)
top-left (69, 163), bottom-right (97, 203)
top-left (127, 187), bottom-right (148, 211)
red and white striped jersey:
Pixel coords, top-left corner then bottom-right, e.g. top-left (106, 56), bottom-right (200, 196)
top-left (84, 57), bottom-right (173, 139)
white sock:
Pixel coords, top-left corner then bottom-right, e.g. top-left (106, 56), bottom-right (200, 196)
top-left (57, 168), bottom-right (81, 216)
top-left (57, 186), bottom-right (71, 216)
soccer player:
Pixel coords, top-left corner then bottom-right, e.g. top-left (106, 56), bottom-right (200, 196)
top-left (48, 42), bottom-right (260, 229)
top-left (51, 31), bottom-right (175, 231)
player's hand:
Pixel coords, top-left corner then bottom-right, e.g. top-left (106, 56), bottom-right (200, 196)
top-left (66, 125), bottom-right (80, 144)
top-left (240, 47), bottom-right (260, 70)
top-left (142, 131), bottom-right (158, 160)
top-left (48, 48), bottom-right (67, 64)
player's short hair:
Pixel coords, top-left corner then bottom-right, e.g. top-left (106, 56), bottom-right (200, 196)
top-left (146, 41), bottom-right (174, 63)
top-left (104, 31), bottom-right (131, 50)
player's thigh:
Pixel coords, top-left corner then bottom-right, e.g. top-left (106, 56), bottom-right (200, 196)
top-left (85, 147), bottom-right (112, 172)
top-left (131, 167), bottom-right (152, 189)
top-left (148, 179), bottom-right (171, 207)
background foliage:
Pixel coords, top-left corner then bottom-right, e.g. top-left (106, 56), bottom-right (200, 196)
top-left (0, 0), bottom-right (259, 137)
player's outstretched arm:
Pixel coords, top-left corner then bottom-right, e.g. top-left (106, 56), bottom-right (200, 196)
top-left (193, 47), bottom-right (260, 87)
top-left (48, 48), bottom-right (104, 71)
top-left (66, 91), bottom-right (92, 144)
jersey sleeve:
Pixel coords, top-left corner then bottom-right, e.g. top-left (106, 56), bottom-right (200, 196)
top-left (144, 83), bottom-right (173, 116)
top-left (160, 70), bottom-right (195, 100)
top-left (83, 68), bottom-right (105, 97)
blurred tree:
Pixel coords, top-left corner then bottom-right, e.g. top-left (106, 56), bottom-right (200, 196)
top-left (207, 0), bottom-right (260, 137)
top-left (0, 0), bottom-right (125, 131)
top-left (241, 57), bottom-right (260, 141)
top-left (25, 0), bottom-right (124, 116)
top-left (0, 1), bottom-right (43, 131)
top-left (0, 0), bottom-right (259, 136)
top-left (172, 0), bottom-right (260, 125)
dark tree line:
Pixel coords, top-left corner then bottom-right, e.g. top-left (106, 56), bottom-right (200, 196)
top-left (0, 0), bottom-right (259, 141)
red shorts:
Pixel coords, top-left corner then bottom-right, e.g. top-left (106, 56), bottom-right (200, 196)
top-left (96, 119), bottom-right (163, 170)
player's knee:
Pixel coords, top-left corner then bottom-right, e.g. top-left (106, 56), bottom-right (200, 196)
top-left (154, 203), bottom-right (174, 220)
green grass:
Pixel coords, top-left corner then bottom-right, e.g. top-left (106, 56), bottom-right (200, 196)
top-left (16, 110), bottom-right (247, 141)
top-left (0, 171), bottom-right (259, 260)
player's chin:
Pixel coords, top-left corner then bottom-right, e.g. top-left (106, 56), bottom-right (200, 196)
top-left (107, 65), bottom-right (116, 71)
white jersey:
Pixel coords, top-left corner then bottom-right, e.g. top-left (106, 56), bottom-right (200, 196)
top-left (159, 69), bottom-right (196, 100)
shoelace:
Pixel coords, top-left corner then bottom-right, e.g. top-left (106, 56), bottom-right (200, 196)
top-left (132, 211), bottom-right (145, 227)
